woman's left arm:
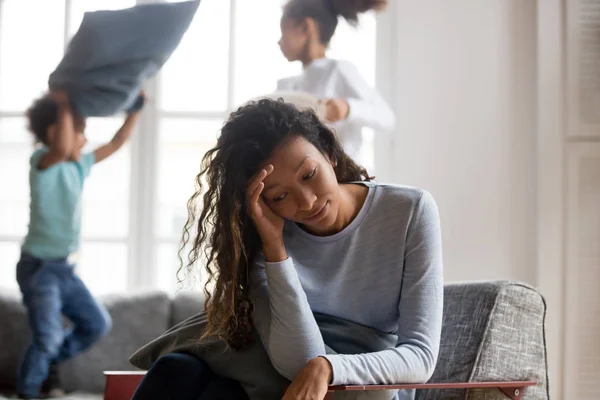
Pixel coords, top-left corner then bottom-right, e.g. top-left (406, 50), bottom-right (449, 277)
top-left (336, 61), bottom-right (396, 133)
top-left (322, 191), bottom-right (443, 385)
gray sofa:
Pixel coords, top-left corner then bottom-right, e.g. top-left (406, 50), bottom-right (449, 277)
top-left (0, 281), bottom-right (549, 399)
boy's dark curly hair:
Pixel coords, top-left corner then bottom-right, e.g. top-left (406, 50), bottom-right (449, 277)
top-left (26, 95), bottom-right (58, 145)
top-left (178, 98), bottom-right (371, 350)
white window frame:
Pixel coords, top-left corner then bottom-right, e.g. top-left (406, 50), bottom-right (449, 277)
top-left (130, 0), bottom-right (240, 291)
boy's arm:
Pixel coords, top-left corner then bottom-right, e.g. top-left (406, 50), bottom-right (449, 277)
top-left (38, 91), bottom-right (75, 170)
top-left (93, 110), bottom-right (141, 164)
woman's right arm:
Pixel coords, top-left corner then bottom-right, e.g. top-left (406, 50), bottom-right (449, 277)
top-left (246, 164), bottom-right (326, 380)
top-left (250, 256), bottom-right (327, 381)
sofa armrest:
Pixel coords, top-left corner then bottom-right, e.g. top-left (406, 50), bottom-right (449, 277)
top-left (426, 281), bottom-right (549, 400)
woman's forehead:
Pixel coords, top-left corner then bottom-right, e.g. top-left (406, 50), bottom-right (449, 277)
top-left (262, 136), bottom-right (319, 170)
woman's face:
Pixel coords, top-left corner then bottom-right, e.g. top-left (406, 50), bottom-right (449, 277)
top-left (260, 135), bottom-right (340, 235)
top-left (278, 17), bottom-right (308, 62)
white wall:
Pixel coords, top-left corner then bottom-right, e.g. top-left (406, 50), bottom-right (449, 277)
top-left (536, 0), bottom-right (564, 398)
top-left (377, 0), bottom-right (537, 283)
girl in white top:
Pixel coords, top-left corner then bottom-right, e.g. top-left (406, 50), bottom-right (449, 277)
top-left (277, 0), bottom-right (395, 163)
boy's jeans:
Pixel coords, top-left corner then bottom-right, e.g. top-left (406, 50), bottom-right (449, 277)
top-left (15, 252), bottom-right (112, 397)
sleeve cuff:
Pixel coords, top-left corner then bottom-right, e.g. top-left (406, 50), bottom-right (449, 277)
top-left (264, 257), bottom-right (300, 285)
top-left (321, 354), bottom-right (345, 386)
top-left (264, 256), bottom-right (293, 268)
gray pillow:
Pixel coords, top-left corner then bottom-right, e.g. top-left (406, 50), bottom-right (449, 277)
top-left (48, 1), bottom-right (199, 117)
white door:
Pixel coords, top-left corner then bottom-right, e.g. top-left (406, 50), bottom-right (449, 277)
top-left (565, 143), bottom-right (600, 399)
top-left (564, 0), bottom-right (600, 398)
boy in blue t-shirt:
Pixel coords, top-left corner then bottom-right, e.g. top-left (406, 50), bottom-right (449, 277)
top-left (16, 90), bottom-right (143, 399)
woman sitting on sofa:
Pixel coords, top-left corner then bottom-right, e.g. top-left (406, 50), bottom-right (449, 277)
top-left (132, 99), bottom-right (443, 400)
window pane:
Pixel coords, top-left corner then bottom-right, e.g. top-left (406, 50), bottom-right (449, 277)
top-left (156, 118), bottom-right (222, 240)
top-left (81, 118), bottom-right (131, 238)
top-left (0, 117), bottom-right (33, 144)
top-left (157, 242), bottom-right (203, 294)
top-left (0, 144), bottom-right (30, 236)
top-left (82, 116), bottom-right (126, 144)
top-left (0, 242), bottom-right (127, 294)
top-left (69, 0), bottom-right (136, 37)
top-left (0, 119), bottom-right (32, 236)
top-left (328, 14), bottom-right (377, 171)
top-left (233, 0), bottom-right (300, 106)
top-left (160, 0), bottom-right (230, 112)
top-left (0, 0), bottom-right (65, 112)
top-left (0, 242), bottom-right (20, 292)
top-left (328, 14), bottom-right (377, 86)
top-left (77, 242), bottom-right (127, 295)
top-left (157, 242), bottom-right (181, 294)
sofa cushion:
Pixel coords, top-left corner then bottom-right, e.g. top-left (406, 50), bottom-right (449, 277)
top-left (417, 281), bottom-right (549, 400)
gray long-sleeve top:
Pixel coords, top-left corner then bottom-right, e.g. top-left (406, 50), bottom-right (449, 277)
top-left (250, 183), bottom-right (443, 398)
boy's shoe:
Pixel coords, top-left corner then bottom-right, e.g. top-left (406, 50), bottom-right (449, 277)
top-left (41, 363), bottom-right (65, 398)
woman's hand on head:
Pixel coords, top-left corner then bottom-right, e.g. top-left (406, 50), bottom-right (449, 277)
top-left (323, 98), bottom-right (349, 123)
top-left (247, 165), bottom-right (286, 261)
top-left (282, 357), bottom-right (332, 400)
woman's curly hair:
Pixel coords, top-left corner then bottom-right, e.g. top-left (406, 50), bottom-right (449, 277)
top-left (179, 98), bottom-right (371, 350)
